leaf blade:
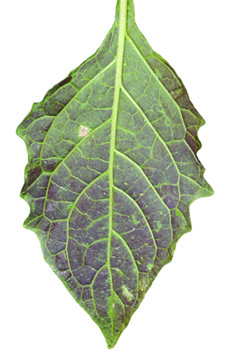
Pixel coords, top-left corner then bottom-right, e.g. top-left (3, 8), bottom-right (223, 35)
top-left (17, 0), bottom-right (213, 349)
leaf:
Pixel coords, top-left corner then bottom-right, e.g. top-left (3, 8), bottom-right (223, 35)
top-left (17, 0), bottom-right (213, 349)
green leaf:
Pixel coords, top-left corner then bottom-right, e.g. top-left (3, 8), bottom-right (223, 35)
top-left (17, 0), bottom-right (213, 349)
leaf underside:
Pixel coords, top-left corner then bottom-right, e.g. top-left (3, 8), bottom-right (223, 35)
top-left (17, 0), bottom-right (213, 349)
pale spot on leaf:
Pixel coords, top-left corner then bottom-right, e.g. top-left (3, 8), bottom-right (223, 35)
top-left (79, 125), bottom-right (90, 137)
top-left (147, 263), bottom-right (153, 271)
top-left (139, 278), bottom-right (148, 292)
top-left (121, 285), bottom-right (134, 302)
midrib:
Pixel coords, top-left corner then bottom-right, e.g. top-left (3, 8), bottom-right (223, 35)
top-left (108, 0), bottom-right (127, 325)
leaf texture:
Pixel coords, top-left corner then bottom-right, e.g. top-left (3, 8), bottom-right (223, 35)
top-left (17, 0), bottom-right (213, 349)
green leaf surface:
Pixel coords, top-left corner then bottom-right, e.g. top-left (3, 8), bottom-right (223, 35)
top-left (17, 0), bottom-right (213, 349)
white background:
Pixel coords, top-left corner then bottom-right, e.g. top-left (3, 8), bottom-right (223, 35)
top-left (1, 0), bottom-right (229, 358)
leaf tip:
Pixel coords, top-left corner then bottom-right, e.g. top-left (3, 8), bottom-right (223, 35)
top-left (104, 332), bottom-right (121, 350)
